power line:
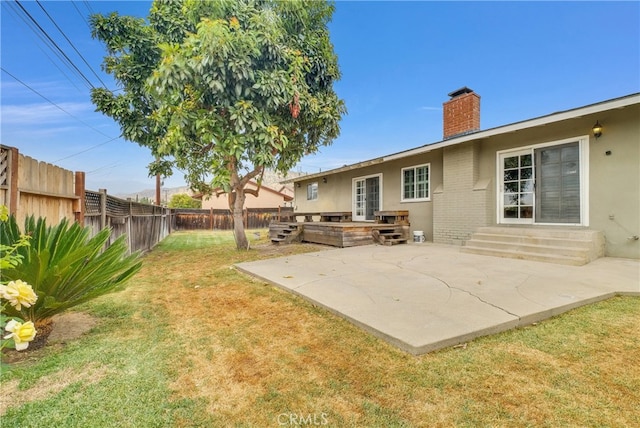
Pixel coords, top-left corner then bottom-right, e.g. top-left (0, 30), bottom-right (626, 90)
top-left (55, 138), bottom-right (121, 163)
top-left (70, 0), bottom-right (91, 30)
top-left (82, 1), bottom-right (95, 16)
top-left (1, 67), bottom-right (114, 140)
top-left (4, 65), bottom-right (127, 164)
top-left (3, 1), bottom-right (85, 93)
top-left (2, 2), bottom-right (82, 92)
top-left (35, 0), bottom-right (109, 89)
top-left (14, 0), bottom-right (95, 90)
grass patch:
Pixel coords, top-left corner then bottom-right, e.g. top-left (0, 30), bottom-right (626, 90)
top-left (2, 231), bottom-right (638, 427)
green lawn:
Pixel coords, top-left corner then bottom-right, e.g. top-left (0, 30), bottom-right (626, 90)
top-left (2, 231), bottom-right (638, 427)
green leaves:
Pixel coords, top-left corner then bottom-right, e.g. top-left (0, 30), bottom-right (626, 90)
top-left (0, 216), bottom-right (142, 322)
top-left (91, 0), bottom-right (345, 249)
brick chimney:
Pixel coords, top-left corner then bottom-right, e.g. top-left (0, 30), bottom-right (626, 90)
top-left (443, 87), bottom-right (480, 139)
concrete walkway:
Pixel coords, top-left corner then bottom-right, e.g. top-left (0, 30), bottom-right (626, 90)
top-left (236, 243), bottom-right (640, 355)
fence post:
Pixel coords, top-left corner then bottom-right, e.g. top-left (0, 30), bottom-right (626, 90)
top-left (127, 199), bottom-right (133, 254)
top-left (8, 146), bottom-right (19, 217)
top-left (99, 188), bottom-right (107, 229)
top-left (74, 171), bottom-right (85, 225)
top-left (243, 209), bottom-right (248, 228)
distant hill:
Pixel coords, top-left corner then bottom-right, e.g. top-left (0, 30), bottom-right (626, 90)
top-left (116, 170), bottom-right (306, 201)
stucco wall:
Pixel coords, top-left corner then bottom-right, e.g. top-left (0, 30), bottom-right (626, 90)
top-left (588, 105), bottom-right (640, 258)
top-left (294, 151), bottom-right (443, 241)
top-left (293, 102), bottom-right (639, 258)
top-left (475, 104), bottom-right (640, 258)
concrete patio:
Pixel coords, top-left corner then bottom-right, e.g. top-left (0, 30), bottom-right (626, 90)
top-left (236, 243), bottom-right (640, 355)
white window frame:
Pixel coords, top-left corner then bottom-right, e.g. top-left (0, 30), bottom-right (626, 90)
top-left (306, 182), bottom-right (318, 201)
top-left (496, 135), bottom-right (589, 226)
top-left (401, 163), bottom-right (431, 202)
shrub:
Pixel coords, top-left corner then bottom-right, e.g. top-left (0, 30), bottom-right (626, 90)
top-left (0, 215), bottom-right (142, 323)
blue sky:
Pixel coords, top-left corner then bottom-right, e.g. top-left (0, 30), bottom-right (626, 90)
top-left (2, 1), bottom-right (638, 195)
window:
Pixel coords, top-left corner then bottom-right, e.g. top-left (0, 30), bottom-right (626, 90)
top-left (307, 182), bottom-right (318, 201)
top-left (402, 164), bottom-right (430, 201)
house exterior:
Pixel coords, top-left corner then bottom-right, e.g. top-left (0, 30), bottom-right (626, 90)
top-left (199, 180), bottom-right (293, 210)
top-left (288, 89), bottom-right (640, 259)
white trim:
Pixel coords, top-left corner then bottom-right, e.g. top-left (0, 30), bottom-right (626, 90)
top-left (383, 95), bottom-right (637, 162)
top-left (496, 135), bottom-right (590, 226)
top-left (400, 163), bottom-right (431, 203)
top-left (352, 173), bottom-right (383, 222)
top-left (285, 93), bottom-right (638, 185)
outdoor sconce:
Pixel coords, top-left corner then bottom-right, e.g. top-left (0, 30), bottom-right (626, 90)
top-left (296, 182), bottom-right (301, 188)
top-left (322, 177), bottom-right (327, 183)
top-left (592, 121), bottom-right (603, 139)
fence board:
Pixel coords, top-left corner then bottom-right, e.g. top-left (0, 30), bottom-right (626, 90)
top-left (172, 207), bottom-right (293, 231)
top-left (1, 145), bottom-right (171, 255)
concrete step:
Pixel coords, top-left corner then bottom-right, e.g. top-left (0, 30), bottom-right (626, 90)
top-left (464, 238), bottom-right (591, 258)
top-left (461, 245), bottom-right (586, 266)
top-left (475, 226), bottom-right (602, 240)
top-left (462, 227), bottom-right (604, 265)
top-left (470, 232), bottom-right (594, 248)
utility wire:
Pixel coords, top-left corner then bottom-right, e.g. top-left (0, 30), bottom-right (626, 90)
top-left (4, 3), bottom-right (84, 93)
top-left (3, 1), bottom-right (85, 93)
top-left (7, 66), bottom-right (126, 163)
top-left (54, 138), bottom-right (121, 163)
top-left (1, 67), bottom-right (114, 140)
top-left (82, 0), bottom-right (95, 15)
top-left (4, 65), bottom-right (123, 162)
top-left (35, 0), bottom-right (109, 89)
top-left (14, 0), bottom-right (95, 90)
top-left (70, 0), bottom-right (91, 30)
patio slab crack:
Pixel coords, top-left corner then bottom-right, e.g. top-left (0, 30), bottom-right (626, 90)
top-left (436, 277), bottom-right (520, 319)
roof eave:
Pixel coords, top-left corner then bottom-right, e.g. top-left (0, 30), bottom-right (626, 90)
top-left (287, 92), bottom-right (640, 183)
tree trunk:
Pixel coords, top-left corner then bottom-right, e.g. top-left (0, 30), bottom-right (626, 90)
top-left (231, 188), bottom-right (249, 250)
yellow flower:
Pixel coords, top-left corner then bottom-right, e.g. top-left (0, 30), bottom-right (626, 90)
top-left (4, 319), bottom-right (37, 351)
top-left (229, 16), bottom-right (240, 29)
top-left (0, 280), bottom-right (38, 311)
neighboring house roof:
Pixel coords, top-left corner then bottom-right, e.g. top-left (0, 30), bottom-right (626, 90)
top-left (195, 180), bottom-right (293, 202)
top-left (284, 92), bottom-right (640, 183)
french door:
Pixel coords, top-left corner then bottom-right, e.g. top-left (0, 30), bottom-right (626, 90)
top-left (353, 175), bottom-right (381, 221)
top-left (499, 140), bottom-right (583, 224)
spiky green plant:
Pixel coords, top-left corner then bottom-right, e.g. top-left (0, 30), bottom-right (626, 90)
top-left (0, 215), bottom-right (142, 322)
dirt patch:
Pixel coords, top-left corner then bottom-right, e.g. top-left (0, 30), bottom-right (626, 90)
top-left (2, 312), bottom-right (98, 364)
top-left (47, 312), bottom-right (98, 344)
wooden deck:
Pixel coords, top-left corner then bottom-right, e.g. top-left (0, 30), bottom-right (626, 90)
top-left (270, 222), bottom-right (410, 247)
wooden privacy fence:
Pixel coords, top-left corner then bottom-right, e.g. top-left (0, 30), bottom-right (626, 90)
top-left (1, 145), bottom-right (83, 226)
top-left (172, 207), bottom-right (293, 231)
top-left (1, 145), bottom-right (170, 254)
top-left (85, 189), bottom-right (171, 254)
top-left (2, 144), bottom-right (294, 250)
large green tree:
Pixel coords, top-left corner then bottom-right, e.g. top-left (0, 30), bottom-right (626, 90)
top-left (168, 193), bottom-right (201, 209)
top-left (91, 0), bottom-right (345, 249)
